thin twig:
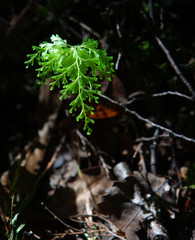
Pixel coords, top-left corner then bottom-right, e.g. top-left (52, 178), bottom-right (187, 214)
top-left (59, 19), bottom-right (83, 40)
top-left (76, 130), bottom-right (112, 178)
top-left (76, 130), bottom-right (97, 154)
top-left (159, 7), bottom-right (164, 30)
top-left (33, 135), bottom-right (66, 188)
top-left (138, 143), bottom-right (148, 173)
top-left (0, 206), bottom-right (10, 238)
top-left (115, 52), bottom-right (122, 70)
top-left (148, 0), bottom-right (154, 23)
top-left (125, 108), bottom-right (195, 143)
top-left (122, 208), bottom-right (142, 232)
top-left (150, 129), bottom-right (159, 174)
top-left (152, 91), bottom-right (193, 100)
top-left (140, 9), bottom-right (195, 99)
top-left (136, 133), bottom-right (170, 142)
top-left (126, 91), bottom-right (193, 104)
top-left (68, 16), bottom-right (101, 39)
top-left (41, 202), bottom-right (81, 232)
top-left (116, 23), bottom-right (122, 38)
top-left (100, 94), bottom-right (195, 143)
top-left (71, 214), bottom-right (126, 240)
top-left (6, 0), bottom-right (33, 36)
top-left (155, 35), bottom-right (195, 98)
top-left (71, 214), bottom-right (118, 233)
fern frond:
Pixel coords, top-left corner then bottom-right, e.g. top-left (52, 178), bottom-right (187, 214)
top-left (25, 34), bottom-right (114, 134)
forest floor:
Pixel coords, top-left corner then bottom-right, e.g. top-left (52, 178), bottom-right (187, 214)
top-left (0, 81), bottom-right (195, 240)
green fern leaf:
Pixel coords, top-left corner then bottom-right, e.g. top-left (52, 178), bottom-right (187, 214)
top-left (25, 34), bottom-right (114, 134)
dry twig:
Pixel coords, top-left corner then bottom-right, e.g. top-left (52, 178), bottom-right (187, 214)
top-left (140, 9), bottom-right (195, 99)
top-left (101, 94), bottom-right (195, 143)
top-left (152, 91), bottom-right (193, 101)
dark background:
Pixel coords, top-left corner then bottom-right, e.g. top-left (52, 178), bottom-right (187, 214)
top-left (0, 0), bottom-right (195, 186)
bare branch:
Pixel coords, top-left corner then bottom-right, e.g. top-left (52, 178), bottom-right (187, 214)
top-left (6, 0), bottom-right (33, 36)
top-left (116, 23), bottom-right (122, 38)
top-left (152, 91), bottom-right (193, 100)
top-left (101, 94), bottom-right (195, 143)
top-left (128, 109), bottom-right (195, 143)
top-left (148, 0), bottom-right (154, 23)
top-left (140, 9), bottom-right (195, 99)
top-left (68, 16), bottom-right (101, 39)
top-left (115, 52), bottom-right (122, 70)
top-left (150, 129), bottom-right (159, 174)
top-left (136, 134), bottom-right (170, 142)
top-left (154, 35), bottom-right (195, 98)
top-left (41, 202), bottom-right (81, 232)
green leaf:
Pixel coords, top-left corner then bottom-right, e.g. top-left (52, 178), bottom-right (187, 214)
top-left (10, 213), bottom-right (19, 226)
top-left (9, 229), bottom-right (14, 240)
top-left (16, 223), bottom-right (25, 234)
top-left (25, 34), bottom-right (114, 134)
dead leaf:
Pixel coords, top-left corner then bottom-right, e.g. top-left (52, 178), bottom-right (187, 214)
top-left (97, 171), bottom-right (176, 240)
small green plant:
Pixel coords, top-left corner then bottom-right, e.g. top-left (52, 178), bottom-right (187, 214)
top-left (9, 213), bottom-right (25, 240)
top-left (25, 34), bottom-right (114, 134)
top-left (84, 224), bottom-right (99, 240)
top-left (6, 196), bottom-right (25, 240)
